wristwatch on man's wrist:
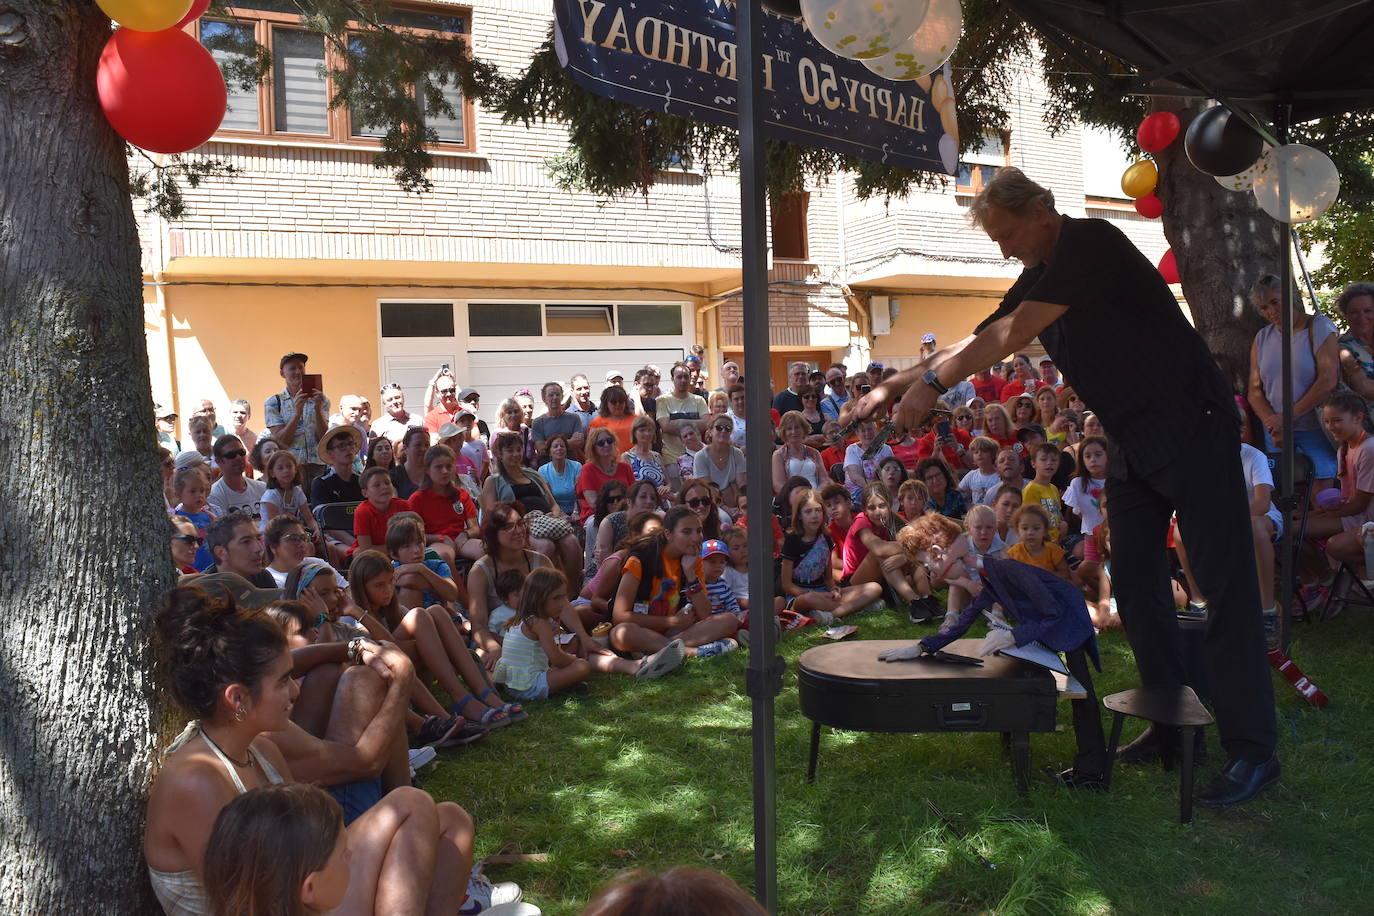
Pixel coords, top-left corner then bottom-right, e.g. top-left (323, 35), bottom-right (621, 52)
top-left (922, 369), bottom-right (948, 395)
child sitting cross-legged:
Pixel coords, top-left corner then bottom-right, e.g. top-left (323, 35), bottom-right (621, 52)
top-left (928, 504), bottom-right (1007, 628)
top-left (779, 489), bottom-right (884, 623)
top-left (385, 517), bottom-right (459, 613)
top-left (495, 567), bottom-right (684, 699)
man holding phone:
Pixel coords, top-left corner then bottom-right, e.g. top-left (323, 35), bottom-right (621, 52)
top-left (916, 410), bottom-right (975, 469)
top-left (266, 352), bottom-right (330, 489)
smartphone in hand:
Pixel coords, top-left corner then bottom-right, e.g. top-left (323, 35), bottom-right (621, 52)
top-left (303, 373), bottom-right (323, 396)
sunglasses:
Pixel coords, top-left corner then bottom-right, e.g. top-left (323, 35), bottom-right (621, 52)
top-left (858, 385), bottom-right (873, 394)
top-left (172, 534), bottom-right (203, 547)
top-left (712, 425), bottom-right (733, 433)
top-left (216, 449), bottom-right (247, 461)
top-left (596, 438), bottom-right (615, 447)
top-left (685, 496), bottom-right (711, 508)
top-left (381, 383), bottom-right (402, 392)
top-left (437, 388), bottom-right (457, 396)
top-left (282, 533), bottom-right (312, 544)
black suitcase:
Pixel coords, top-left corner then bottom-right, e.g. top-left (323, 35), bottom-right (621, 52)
top-left (797, 639), bottom-right (1059, 793)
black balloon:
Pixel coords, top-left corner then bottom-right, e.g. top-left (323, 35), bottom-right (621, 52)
top-left (1184, 106), bottom-right (1264, 177)
top-left (761, 0), bottom-right (803, 18)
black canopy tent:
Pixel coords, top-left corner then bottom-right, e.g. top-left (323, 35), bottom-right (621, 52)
top-left (735, 2), bottom-right (1374, 908)
top-left (999, 0), bottom-right (1374, 648)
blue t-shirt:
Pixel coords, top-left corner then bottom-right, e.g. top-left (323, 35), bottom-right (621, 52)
top-left (393, 557), bottom-right (452, 607)
top-left (176, 507), bottom-right (216, 571)
top-left (537, 459), bottom-right (583, 515)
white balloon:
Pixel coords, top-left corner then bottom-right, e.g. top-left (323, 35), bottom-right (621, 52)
top-left (1252, 143), bottom-right (1340, 224)
top-left (801, 0), bottom-right (931, 60)
top-left (862, 0), bottom-right (962, 81)
top-left (1214, 148), bottom-right (1271, 191)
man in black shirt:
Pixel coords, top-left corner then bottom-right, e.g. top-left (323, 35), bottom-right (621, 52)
top-left (847, 168), bottom-right (1277, 807)
top-left (772, 361), bottom-right (810, 414)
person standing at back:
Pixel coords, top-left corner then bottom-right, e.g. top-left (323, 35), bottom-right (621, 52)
top-left (846, 167), bottom-right (1278, 806)
top-left (266, 352), bottom-right (330, 491)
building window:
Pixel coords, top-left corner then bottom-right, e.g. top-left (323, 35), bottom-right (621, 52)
top-left (469, 303), bottom-right (542, 337)
top-left (770, 192), bottom-right (809, 261)
top-left (546, 304), bottom-right (614, 335)
top-left (617, 304), bottom-right (683, 336)
top-left (957, 130), bottom-right (1009, 193)
top-left (198, 3), bottom-right (474, 152)
top-left (380, 302), bottom-right (454, 337)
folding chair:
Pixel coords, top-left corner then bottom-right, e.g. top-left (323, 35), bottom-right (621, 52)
top-left (1318, 564), bottom-right (1374, 619)
top-left (313, 500), bottom-right (362, 532)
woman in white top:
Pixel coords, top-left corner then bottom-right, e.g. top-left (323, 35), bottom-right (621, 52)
top-left (145, 586), bottom-right (478, 916)
top-left (694, 415), bottom-right (748, 508)
top-left (772, 410), bottom-right (824, 493)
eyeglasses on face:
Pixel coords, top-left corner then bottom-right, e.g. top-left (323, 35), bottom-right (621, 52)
top-left (437, 388), bottom-right (457, 396)
top-left (171, 534), bottom-right (203, 547)
top-left (596, 438), bottom-right (615, 447)
top-left (712, 425), bottom-right (733, 433)
top-left (282, 533), bottom-right (312, 544)
top-left (685, 496), bottom-right (711, 508)
top-left (328, 440), bottom-right (354, 451)
top-left (499, 520), bottom-right (529, 533)
top-left (381, 383), bottom-right (402, 392)
top-left (217, 449), bottom-right (247, 461)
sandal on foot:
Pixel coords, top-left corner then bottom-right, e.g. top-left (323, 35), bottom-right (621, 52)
top-left (479, 687), bottom-right (526, 723)
top-left (452, 693), bottom-right (511, 730)
top-left (636, 639), bottom-right (686, 681)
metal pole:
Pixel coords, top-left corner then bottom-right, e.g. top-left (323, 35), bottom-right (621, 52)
top-left (1276, 108), bottom-right (1295, 633)
top-left (736, 1), bottom-right (781, 910)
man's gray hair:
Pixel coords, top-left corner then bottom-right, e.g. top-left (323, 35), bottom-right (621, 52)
top-left (968, 167), bottom-right (1057, 228)
top-left (232, 398), bottom-right (250, 410)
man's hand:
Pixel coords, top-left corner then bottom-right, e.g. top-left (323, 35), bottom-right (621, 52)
top-left (892, 379), bottom-right (940, 437)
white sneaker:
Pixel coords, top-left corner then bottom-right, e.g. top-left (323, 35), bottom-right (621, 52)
top-left (408, 746), bottom-right (437, 770)
top-left (459, 871), bottom-right (523, 914)
top-left (636, 638), bottom-right (686, 680)
top-left (479, 904), bottom-right (542, 916)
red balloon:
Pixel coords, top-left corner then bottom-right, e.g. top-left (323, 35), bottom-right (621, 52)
top-left (1134, 193), bottom-right (1163, 219)
top-left (1158, 248), bottom-right (1180, 284)
top-left (176, 0), bottom-right (211, 28)
top-left (1137, 111), bottom-right (1181, 153)
top-left (97, 28), bottom-right (226, 154)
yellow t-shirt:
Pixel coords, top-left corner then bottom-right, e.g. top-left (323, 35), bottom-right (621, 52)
top-left (1007, 540), bottom-right (1066, 574)
top-left (1021, 480), bottom-right (1065, 543)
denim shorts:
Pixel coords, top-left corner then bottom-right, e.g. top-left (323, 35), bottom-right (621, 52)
top-left (326, 777), bottom-right (383, 825)
top-left (1263, 427), bottom-right (1337, 480)
top-left (505, 671), bottom-right (550, 701)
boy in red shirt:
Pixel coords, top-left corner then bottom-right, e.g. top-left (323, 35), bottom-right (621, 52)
top-left (352, 466), bottom-right (412, 553)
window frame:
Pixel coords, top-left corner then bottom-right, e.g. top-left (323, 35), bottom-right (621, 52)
top-left (199, 3), bottom-right (476, 153)
top-left (955, 129), bottom-right (1010, 195)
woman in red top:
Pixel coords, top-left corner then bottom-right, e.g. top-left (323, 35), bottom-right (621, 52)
top-left (981, 402), bottom-right (1017, 448)
top-left (577, 429), bottom-right (635, 522)
top-left (841, 481), bottom-right (933, 621)
top-left (408, 445), bottom-right (484, 563)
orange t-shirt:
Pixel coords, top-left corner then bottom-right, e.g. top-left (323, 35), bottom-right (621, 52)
top-left (1006, 540), bottom-right (1065, 574)
top-left (589, 414), bottom-right (637, 455)
top-left (622, 551), bottom-right (703, 616)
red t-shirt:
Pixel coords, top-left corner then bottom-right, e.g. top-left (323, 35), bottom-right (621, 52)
top-left (916, 428), bottom-right (973, 467)
top-left (575, 461), bottom-right (635, 522)
top-left (1000, 379), bottom-right (1048, 403)
top-left (972, 375), bottom-right (1005, 402)
top-left (408, 486), bottom-right (478, 540)
top-left (739, 512), bottom-right (784, 555)
top-left (841, 512), bottom-right (889, 579)
top-left (353, 496), bottom-right (413, 545)
top-left (424, 404), bottom-right (460, 433)
top-left (820, 444), bottom-right (846, 474)
top-left (827, 517), bottom-right (854, 559)
top-left (887, 440), bottom-right (921, 471)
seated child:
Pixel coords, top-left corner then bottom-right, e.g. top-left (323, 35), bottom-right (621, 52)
top-left (1006, 503), bottom-right (1073, 582)
top-left (896, 478), bottom-right (930, 524)
top-left (820, 482), bottom-right (856, 582)
top-left (701, 539), bottom-right (744, 622)
top-left (1021, 443), bottom-right (1066, 544)
top-left (992, 484), bottom-right (1023, 548)
top-left (721, 526), bottom-right (751, 613)
top-left (385, 517), bottom-right (459, 612)
top-left (487, 569), bottom-right (524, 640)
top-left (933, 504), bottom-right (1006, 626)
top-left (959, 436), bottom-right (1003, 506)
top-left (779, 489), bottom-right (884, 622)
top-left (494, 567), bottom-right (682, 698)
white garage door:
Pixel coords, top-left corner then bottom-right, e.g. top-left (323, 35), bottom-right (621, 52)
top-left (466, 348), bottom-right (686, 403)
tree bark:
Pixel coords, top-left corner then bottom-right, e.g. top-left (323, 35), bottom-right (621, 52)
top-left (1155, 101), bottom-right (1277, 394)
top-left (0, 2), bottom-right (169, 911)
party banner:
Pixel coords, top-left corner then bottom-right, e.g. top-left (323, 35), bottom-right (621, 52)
top-left (553, 0), bottom-right (958, 175)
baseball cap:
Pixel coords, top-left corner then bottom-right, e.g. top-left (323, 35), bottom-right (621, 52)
top-left (180, 571), bottom-right (282, 610)
top-left (458, 388), bottom-right (479, 402)
top-left (684, 354), bottom-right (702, 364)
top-left (279, 352), bottom-right (308, 369)
top-left (606, 370), bottom-right (624, 382)
top-left (700, 539), bottom-right (730, 559)
top-left (1038, 356), bottom-right (1055, 365)
top-left (867, 362), bottom-right (884, 371)
top-left (1016, 424), bottom-right (1047, 443)
top-left (920, 333), bottom-right (936, 344)
top-left (155, 403), bottom-right (177, 420)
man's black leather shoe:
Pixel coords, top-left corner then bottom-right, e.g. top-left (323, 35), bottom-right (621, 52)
top-left (1196, 755), bottom-right (1280, 807)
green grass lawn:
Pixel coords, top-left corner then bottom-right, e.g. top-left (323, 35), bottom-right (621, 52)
top-left (427, 611), bottom-right (1374, 915)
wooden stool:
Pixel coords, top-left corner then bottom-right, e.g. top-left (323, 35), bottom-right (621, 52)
top-left (1103, 686), bottom-right (1214, 824)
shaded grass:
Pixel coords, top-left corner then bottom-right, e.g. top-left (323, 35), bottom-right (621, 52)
top-left (426, 611), bottom-right (1374, 915)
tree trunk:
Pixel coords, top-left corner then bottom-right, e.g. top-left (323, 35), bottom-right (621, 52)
top-left (0, 2), bottom-right (169, 911)
top-left (1155, 101), bottom-right (1278, 394)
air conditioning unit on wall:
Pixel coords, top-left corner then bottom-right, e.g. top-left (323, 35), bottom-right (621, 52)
top-left (871, 295), bottom-right (891, 336)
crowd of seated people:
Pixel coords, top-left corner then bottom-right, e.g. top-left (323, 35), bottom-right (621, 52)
top-left (153, 296), bottom-right (1355, 910)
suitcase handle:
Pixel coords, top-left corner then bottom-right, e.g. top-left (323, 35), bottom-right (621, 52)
top-left (934, 701), bottom-right (988, 728)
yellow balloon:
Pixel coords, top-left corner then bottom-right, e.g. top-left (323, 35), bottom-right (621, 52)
top-left (96, 0), bottom-right (194, 32)
top-left (1121, 159), bottom-right (1158, 199)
